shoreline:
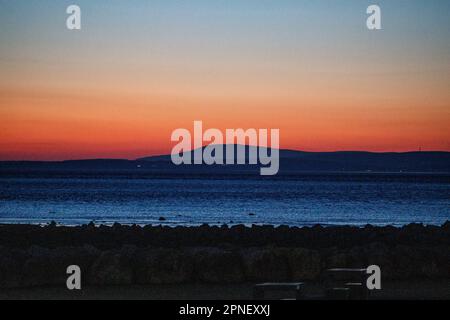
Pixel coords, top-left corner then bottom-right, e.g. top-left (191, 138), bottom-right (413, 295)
top-left (1, 221), bottom-right (449, 248)
top-left (2, 221), bottom-right (446, 228)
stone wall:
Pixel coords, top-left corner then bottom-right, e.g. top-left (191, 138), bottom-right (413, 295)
top-left (0, 223), bottom-right (449, 288)
top-left (0, 243), bottom-right (448, 288)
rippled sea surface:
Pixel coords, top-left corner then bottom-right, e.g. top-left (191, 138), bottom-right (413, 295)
top-left (0, 171), bottom-right (449, 226)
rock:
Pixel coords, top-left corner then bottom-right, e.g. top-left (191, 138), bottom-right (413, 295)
top-left (0, 246), bottom-right (27, 288)
top-left (89, 247), bottom-right (134, 285)
top-left (0, 223), bottom-right (449, 288)
top-left (135, 248), bottom-right (194, 284)
top-left (442, 221), bottom-right (450, 235)
top-left (21, 246), bottom-right (54, 287)
top-left (326, 251), bottom-right (349, 269)
top-left (192, 248), bottom-right (244, 283)
top-left (21, 245), bottom-right (100, 287)
top-left (363, 243), bottom-right (395, 279)
top-left (287, 248), bottom-right (321, 280)
top-left (241, 248), bottom-right (290, 281)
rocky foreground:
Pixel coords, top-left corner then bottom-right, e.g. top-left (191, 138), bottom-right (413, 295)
top-left (0, 222), bottom-right (449, 289)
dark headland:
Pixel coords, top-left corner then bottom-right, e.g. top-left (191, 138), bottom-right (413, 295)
top-left (1, 147), bottom-right (450, 174)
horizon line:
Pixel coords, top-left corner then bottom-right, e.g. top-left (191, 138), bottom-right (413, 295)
top-left (1, 144), bottom-right (449, 163)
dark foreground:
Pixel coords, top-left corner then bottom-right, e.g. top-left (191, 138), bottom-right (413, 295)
top-left (1, 280), bottom-right (449, 300)
top-left (0, 223), bottom-right (449, 299)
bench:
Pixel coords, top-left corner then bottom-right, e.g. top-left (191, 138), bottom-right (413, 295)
top-left (253, 282), bottom-right (304, 300)
top-left (324, 268), bottom-right (369, 300)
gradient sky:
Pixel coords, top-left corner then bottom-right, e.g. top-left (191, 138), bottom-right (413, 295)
top-left (1, 0), bottom-right (449, 160)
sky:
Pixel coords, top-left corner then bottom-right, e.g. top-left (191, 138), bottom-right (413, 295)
top-left (0, 0), bottom-right (449, 160)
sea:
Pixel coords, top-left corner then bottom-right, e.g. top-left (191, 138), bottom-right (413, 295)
top-left (0, 171), bottom-right (449, 227)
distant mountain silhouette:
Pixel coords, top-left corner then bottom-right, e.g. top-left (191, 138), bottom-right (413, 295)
top-left (1, 145), bottom-right (449, 174)
top-left (137, 144), bottom-right (450, 173)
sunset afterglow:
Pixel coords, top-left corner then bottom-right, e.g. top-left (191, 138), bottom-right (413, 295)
top-left (1, 0), bottom-right (449, 160)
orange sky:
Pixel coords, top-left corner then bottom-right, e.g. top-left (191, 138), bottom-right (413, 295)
top-left (1, 78), bottom-right (448, 160)
top-left (1, 1), bottom-right (449, 160)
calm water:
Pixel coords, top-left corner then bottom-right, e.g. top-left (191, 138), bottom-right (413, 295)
top-left (0, 171), bottom-right (449, 226)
